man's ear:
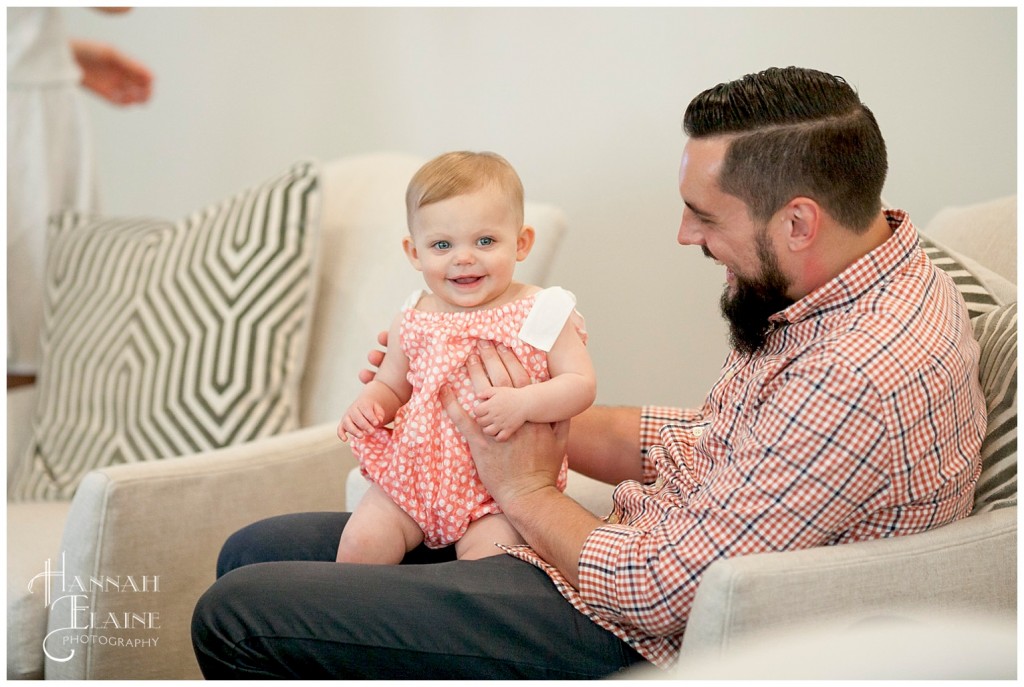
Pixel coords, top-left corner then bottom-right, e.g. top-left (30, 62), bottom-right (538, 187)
top-left (783, 197), bottom-right (821, 252)
top-left (402, 235), bottom-right (423, 271)
top-left (516, 225), bottom-right (536, 261)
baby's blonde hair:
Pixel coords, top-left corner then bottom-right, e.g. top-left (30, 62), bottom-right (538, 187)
top-left (406, 151), bottom-right (524, 228)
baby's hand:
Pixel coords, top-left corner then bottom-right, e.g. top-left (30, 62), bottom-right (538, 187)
top-left (473, 386), bottom-right (527, 442)
top-left (338, 399), bottom-right (385, 441)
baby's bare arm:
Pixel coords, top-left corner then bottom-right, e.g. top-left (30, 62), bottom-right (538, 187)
top-left (338, 313), bottom-right (411, 441)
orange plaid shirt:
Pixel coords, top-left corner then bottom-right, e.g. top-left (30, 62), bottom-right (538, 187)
top-left (503, 210), bottom-right (986, 668)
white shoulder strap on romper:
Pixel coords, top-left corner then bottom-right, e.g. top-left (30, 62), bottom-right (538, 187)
top-left (401, 290), bottom-right (425, 310)
top-left (518, 287), bottom-right (577, 352)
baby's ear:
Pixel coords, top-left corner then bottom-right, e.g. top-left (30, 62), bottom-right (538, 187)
top-left (516, 225), bottom-right (536, 261)
top-left (402, 235), bottom-right (423, 271)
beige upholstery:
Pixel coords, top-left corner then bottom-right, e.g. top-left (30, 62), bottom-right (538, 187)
top-left (45, 426), bottom-right (350, 680)
top-left (680, 508), bottom-right (1016, 656)
top-left (632, 610), bottom-right (1017, 679)
top-left (923, 194), bottom-right (1016, 285)
top-left (6, 501), bottom-right (70, 681)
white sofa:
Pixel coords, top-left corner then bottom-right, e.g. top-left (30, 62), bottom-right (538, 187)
top-left (6, 151), bottom-right (1015, 679)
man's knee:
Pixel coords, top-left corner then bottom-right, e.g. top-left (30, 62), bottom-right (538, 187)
top-left (191, 564), bottom-right (283, 678)
top-left (215, 512), bottom-right (351, 577)
top-left (214, 517), bottom-right (296, 577)
top-left (191, 569), bottom-right (241, 677)
top-left (215, 526), bottom-right (253, 578)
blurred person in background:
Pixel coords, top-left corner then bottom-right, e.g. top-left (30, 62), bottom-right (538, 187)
top-left (7, 7), bottom-right (153, 388)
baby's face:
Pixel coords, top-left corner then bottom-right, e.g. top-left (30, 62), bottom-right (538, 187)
top-left (404, 187), bottom-right (531, 311)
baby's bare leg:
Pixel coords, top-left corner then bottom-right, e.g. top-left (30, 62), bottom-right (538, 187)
top-left (336, 482), bottom-right (424, 564)
top-left (455, 513), bottom-right (526, 561)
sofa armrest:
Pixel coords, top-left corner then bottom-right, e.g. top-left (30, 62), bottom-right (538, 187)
top-left (680, 507), bottom-right (1017, 659)
top-left (46, 422), bottom-right (351, 680)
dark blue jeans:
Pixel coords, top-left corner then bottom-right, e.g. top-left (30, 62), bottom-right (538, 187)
top-left (190, 512), bottom-right (645, 679)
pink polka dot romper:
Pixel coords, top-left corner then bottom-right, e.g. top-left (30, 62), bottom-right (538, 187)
top-left (352, 286), bottom-right (579, 549)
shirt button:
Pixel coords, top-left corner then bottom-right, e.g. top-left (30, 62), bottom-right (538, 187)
top-left (692, 427), bottom-right (704, 437)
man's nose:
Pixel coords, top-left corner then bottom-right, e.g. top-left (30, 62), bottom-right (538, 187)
top-left (677, 213), bottom-right (703, 246)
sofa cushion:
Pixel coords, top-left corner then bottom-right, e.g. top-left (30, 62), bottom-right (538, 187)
top-left (6, 501), bottom-right (72, 679)
top-left (972, 303), bottom-right (1017, 513)
top-left (9, 161), bottom-right (320, 501)
top-left (923, 194), bottom-right (1016, 286)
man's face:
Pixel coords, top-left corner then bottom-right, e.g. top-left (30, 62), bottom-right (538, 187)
top-left (677, 138), bottom-right (793, 355)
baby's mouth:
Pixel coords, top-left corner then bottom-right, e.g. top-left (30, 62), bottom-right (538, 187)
top-left (451, 275), bottom-right (484, 287)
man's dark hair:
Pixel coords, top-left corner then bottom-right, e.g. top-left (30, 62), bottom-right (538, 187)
top-left (683, 67), bottom-right (887, 231)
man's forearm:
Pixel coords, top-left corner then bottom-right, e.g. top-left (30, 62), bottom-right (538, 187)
top-left (568, 406), bottom-right (644, 484)
top-left (500, 485), bottom-right (603, 590)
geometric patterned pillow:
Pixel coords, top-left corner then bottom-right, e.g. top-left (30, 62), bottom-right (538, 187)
top-left (9, 161), bottom-right (320, 501)
top-left (972, 303), bottom-right (1018, 513)
top-left (919, 236), bottom-right (1000, 320)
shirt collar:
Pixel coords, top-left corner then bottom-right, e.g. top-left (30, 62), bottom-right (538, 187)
top-left (772, 209), bottom-right (918, 325)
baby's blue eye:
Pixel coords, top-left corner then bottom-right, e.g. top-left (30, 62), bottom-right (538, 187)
top-left (433, 240), bottom-right (451, 250)
top-left (477, 237), bottom-right (494, 247)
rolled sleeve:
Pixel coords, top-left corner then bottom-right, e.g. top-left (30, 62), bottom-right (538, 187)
top-left (577, 520), bottom-right (701, 638)
top-left (639, 405), bottom-right (698, 484)
top-left (576, 525), bottom-right (638, 613)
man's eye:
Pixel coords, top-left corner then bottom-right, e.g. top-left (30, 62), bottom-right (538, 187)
top-left (433, 241), bottom-right (451, 250)
top-left (477, 237), bottom-right (494, 247)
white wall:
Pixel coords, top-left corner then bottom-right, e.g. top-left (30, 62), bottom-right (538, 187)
top-left (65, 7), bottom-right (1016, 409)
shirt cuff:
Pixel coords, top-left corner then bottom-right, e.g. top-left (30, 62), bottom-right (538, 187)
top-left (577, 523), bottom-right (645, 621)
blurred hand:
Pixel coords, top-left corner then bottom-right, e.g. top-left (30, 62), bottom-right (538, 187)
top-left (71, 39), bottom-right (153, 105)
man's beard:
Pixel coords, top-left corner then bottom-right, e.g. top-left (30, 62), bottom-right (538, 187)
top-left (717, 231), bottom-right (794, 356)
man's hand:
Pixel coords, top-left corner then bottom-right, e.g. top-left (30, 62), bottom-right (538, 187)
top-left (441, 340), bottom-right (567, 504)
top-left (358, 330), bottom-right (389, 385)
top-left (360, 332), bottom-right (646, 486)
top-left (440, 340), bottom-right (600, 588)
top-left (474, 385), bottom-right (528, 441)
top-left (441, 383), bottom-right (567, 505)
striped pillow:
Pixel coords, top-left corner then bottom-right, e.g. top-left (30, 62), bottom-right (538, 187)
top-left (972, 303), bottom-right (1017, 513)
top-left (918, 234), bottom-right (1015, 512)
top-left (918, 236), bottom-right (1000, 319)
top-left (10, 161), bottom-right (320, 501)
